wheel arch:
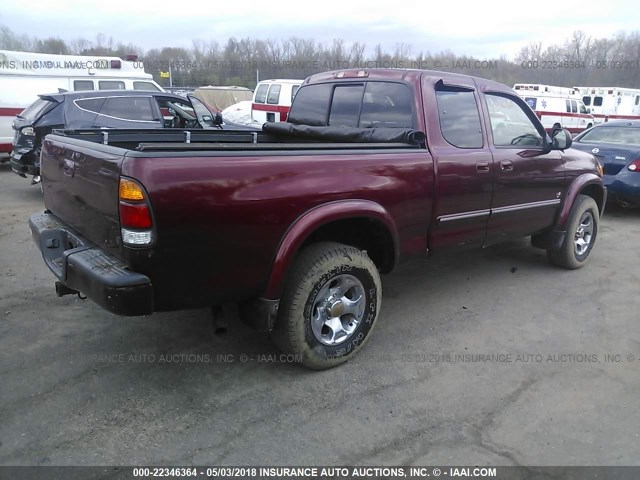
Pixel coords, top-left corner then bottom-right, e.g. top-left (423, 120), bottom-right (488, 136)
top-left (557, 174), bottom-right (606, 229)
top-left (261, 200), bottom-right (399, 300)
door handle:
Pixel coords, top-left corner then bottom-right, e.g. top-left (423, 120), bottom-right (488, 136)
top-left (500, 160), bottom-right (514, 171)
top-left (476, 162), bottom-right (490, 173)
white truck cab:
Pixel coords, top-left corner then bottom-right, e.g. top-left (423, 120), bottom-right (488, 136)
top-left (514, 83), bottom-right (594, 133)
top-left (0, 50), bottom-right (163, 160)
top-left (251, 79), bottom-right (303, 124)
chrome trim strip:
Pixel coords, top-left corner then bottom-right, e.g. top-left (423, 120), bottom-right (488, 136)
top-left (491, 199), bottom-right (561, 214)
top-left (437, 199), bottom-right (560, 224)
top-left (438, 209), bottom-right (491, 223)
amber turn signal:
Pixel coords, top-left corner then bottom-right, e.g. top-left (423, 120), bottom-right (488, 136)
top-left (119, 178), bottom-right (145, 201)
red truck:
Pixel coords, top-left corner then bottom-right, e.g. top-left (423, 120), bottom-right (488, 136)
top-left (30, 69), bottom-right (606, 369)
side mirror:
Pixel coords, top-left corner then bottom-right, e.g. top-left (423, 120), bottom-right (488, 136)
top-left (213, 112), bottom-right (223, 125)
top-left (551, 128), bottom-right (572, 150)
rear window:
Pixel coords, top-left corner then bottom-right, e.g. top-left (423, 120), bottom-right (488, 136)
top-left (73, 80), bottom-right (94, 91)
top-left (100, 97), bottom-right (156, 121)
top-left (98, 80), bottom-right (125, 90)
top-left (133, 81), bottom-right (161, 91)
top-left (329, 85), bottom-right (364, 127)
top-left (578, 126), bottom-right (640, 145)
top-left (19, 98), bottom-right (55, 121)
top-left (267, 84), bottom-right (282, 104)
top-left (288, 81), bottom-right (414, 128)
top-left (254, 84), bottom-right (269, 104)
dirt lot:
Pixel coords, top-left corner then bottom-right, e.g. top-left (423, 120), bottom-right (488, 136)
top-left (1, 163), bottom-right (639, 466)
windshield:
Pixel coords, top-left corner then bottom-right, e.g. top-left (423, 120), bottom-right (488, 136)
top-left (577, 126), bottom-right (640, 145)
top-left (18, 98), bottom-right (55, 121)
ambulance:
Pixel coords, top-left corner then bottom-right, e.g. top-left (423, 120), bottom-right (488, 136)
top-left (513, 83), bottom-right (594, 133)
top-left (0, 50), bottom-right (163, 159)
top-left (251, 79), bottom-right (303, 124)
top-left (574, 86), bottom-right (640, 124)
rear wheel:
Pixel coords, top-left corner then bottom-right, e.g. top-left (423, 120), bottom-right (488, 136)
top-left (271, 242), bottom-right (382, 370)
top-left (547, 194), bottom-right (599, 269)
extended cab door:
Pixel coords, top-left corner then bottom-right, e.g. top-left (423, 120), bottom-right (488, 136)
top-left (480, 91), bottom-right (565, 241)
top-left (425, 78), bottom-right (494, 249)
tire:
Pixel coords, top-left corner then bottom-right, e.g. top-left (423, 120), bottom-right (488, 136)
top-left (271, 242), bottom-right (382, 370)
top-left (547, 194), bottom-right (599, 269)
top-left (586, 123), bottom-right (593, 129)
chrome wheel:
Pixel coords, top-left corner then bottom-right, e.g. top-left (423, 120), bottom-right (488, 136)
top-left (574, 211), bottom-right (594, 256)
top-left (311, 274), bottom-right (366, 346)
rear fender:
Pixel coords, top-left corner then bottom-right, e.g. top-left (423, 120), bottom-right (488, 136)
top-left (262, 199), bottom-right (399, 300)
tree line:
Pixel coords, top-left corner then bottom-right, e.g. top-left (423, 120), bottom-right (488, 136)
top-left (2, 25), bottom-right (640, 90)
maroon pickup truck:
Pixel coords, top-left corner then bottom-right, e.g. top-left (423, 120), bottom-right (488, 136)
top-left (30, 69), bottom-right (606, 369)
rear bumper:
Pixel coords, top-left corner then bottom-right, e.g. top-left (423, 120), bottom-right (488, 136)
top-left (10, 150), bottom-right (38, 177)
top-left (29, 212), bottom-right (153, 316)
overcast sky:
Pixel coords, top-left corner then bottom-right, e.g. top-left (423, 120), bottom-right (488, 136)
top-left (0, 0), bottom-right (637, 58)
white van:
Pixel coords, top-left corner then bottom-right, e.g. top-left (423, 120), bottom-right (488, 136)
top-left (0, 50), bottom-right (163, 159)
top-left (514, 83), bottom-right (594, 133)
top-left (251, 79), bottom-right (303, 124)
top-left (574, 86), bottom-right (640, 124)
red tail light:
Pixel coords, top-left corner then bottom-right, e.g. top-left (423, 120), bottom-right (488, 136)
top-left (628, 159), bottom-right (640, 172)
top-left (119, 202), bottom-right (152, 228)
top-left (119, 177), bottom-right (153, 245)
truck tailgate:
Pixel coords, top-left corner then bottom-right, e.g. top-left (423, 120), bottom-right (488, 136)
top-left (41, 134), bottom-right (124, 258)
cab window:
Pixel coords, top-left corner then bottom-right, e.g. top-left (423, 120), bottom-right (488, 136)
top-left (485, 93), bottom-right (543, 147)
top-left (583, 96), bottom-right (591, 106)
top-left (579, 102), bottom-right (588, 114)
top-left (329, 84), bottom-right (364, 127)
top-left (435, 87), bottom-right (483, 148)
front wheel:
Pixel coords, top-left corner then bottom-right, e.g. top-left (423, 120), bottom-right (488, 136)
top-left (547, 194), bottom-right (599, 269)
top-left (271, 242), bottom-right (382, 370)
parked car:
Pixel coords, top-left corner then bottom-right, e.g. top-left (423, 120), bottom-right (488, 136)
top-left (10, 90), bottom-right (227, 182)
top-left (30, 68), bottom-right (605, 370)
top-left (572, 120), bottom-right (640, 207)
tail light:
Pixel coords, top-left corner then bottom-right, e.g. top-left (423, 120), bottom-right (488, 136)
top-left (629, 160), bottom-right (640, 172)
top-left (119, 177), bottom-right (153, 246)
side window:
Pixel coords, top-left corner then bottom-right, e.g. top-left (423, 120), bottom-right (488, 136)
top-left (359, 82), bottom-right (413, 128)
top-left (328, 84), bottom-right (364, 127)
top-left (287, 83), bottom-right (333, 125)
top-left (254, 84), bottom-right (268, 104)
top-left (571, 100), bottom-right (577, 113)
top-left (73, 80), bottom-right (94, 91)
top-left (594, 96), bottom-right (603, 107)
top-left (133, 81), bottom-right (161, 91)
top-left (636, 96), bottom-right (639, 106)
top-left (566, 99), bottom-right (571, 113)
top-left (435, 87), bottom-right (483, 148)
top-left (98, 80), bottom-right (125, 90)
top-left (583, 96), bottom-right (591, 106)
top-left (266, 84), bottom-right (281, 104)
top-left (291, 85), bottom-right (300, 103)
top-left (100, 97), bottom-right (155, 121)
top-left (524, 97), bottom-right (537, 110)
top-left (74, 98), bottom-right (106, 114)
top-left (485, 93), bottom-right (543, 147)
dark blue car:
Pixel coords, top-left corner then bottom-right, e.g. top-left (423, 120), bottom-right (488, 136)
top-left (572, 121), bottom-right (640, 207)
